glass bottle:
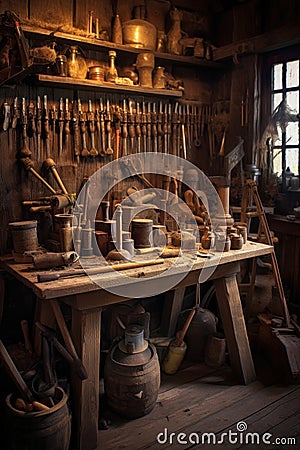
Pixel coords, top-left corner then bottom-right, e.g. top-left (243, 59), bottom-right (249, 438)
top-left (112, 14), bottom-right (123, 44)
top-left (106, 50), bottom-right (118, 82)
top-left (67, 46), bottom-right (87, 79)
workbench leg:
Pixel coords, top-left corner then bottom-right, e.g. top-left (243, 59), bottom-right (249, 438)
top-left (71, 306), bottom-right (101, 450)
top-left (160, 287), bottom-right (185, 337)
top-left (214, 274), bottom-right (256, 385)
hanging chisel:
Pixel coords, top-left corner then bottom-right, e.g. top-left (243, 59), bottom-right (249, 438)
top-left (72, 101), bottom-right (80, 164)
top-left (135, 102), bottom-right (141, 153)
top-left (180, 104), bottom-right (187, 159)
top-left (88, 99), bottom-right (98, 157)
top-left (43, 95), bottom-right (50, 158)
top-left (36, 96), bottom-right (42, 160)
top-left (121, 99), bottom-right (128, 156)
top-left (163, 103), bottom-right (168, 154)
top-left (58, 97), bottom-right (64, 155)
top-left (113, 104), bottom-right (121, 159)
top-left (105, 99), bottom-right (113, 155)
top-left (151, 102), bottom-right (158, 153)
top-left (157, 101), bottom-right (163, 153)
top-left (28, 101), bottom-right (36, 155)
top-left (11, 97), bottom-right (19, 130)
top-left (78, 99), bottom-right (89, 157)
top-left (171, 102), bottom-right (178, 157)
top-left (20, 97), bottom-right (31, 158)
top-left (2, 101), bottom-right (10, 131)
top-left (141, 101), bottom-right (147, 153)
top-left (146, 102), bottom-right (151, 152)
top-left (99, 98), bottom-right (106, 157)
top-left (128, 99), bottom-right (135, 154)
top-left (64, 98), bottom-right (71, 154)
top-left (50, 103), bottom-right (57, 155)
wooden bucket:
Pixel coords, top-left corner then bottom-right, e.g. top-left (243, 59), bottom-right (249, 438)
top-left (5, 387), bottom-right (71, 450)
top-left (9, 220), bottom-right (38, 254)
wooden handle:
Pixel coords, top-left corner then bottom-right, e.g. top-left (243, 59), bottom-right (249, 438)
top-left (20, 320), bottom-right (33, 353)
top-left (0, 339), bottom-right (33, 403)
top-left (175, 308), bottom-right (196, 347)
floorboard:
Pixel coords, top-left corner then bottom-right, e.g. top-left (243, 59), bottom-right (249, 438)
top-left (98, 362), bottom-right (300, 450)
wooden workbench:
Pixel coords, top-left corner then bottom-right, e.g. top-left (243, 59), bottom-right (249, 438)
top-left (1, 241), bottom-right (273, 450)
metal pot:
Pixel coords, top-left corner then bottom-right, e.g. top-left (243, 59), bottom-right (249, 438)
top-left (122, 19), bottom-right (157, 51)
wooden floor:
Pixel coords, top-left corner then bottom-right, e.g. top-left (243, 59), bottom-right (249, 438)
top-left (98, 356), bottom-right (300, 450)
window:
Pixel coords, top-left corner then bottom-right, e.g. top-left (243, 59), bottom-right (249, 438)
top-left (271, 58), bottom-right (300, 177)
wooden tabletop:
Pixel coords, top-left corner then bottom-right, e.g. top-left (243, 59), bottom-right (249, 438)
top-left (0, 241), bottom-right (273, 302)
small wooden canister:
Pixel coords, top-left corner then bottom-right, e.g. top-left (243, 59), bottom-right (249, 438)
top-left (9, 221), bottom-right (39, 254)
top-left (131, 219), bottom-right (153, 248)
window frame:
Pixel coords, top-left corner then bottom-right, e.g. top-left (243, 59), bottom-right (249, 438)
top-left (262, 44), bottom-right (300, 180)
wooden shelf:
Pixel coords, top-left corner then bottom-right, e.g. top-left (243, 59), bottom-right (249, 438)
top-left (23, 24), bottom-right (222, 68)
top-left (31, 74), bottom-right (183, 97)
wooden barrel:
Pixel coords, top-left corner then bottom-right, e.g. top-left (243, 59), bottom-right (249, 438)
top-left (104, 342), bottom-right (160, 418)
top-left (131, 219), bottom-right (153, 248)
top-left (5, 387), bottom-right (71, 450)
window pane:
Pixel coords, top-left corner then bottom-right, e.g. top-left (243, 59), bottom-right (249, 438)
top-left (272, 148), bottom-right (282, 175)
top-left (286, 122), bottom-right (299, 145)
top-left (286, 90), bottom-right (299, 113)
top-left (286, 148), bottom-right (299, 175)
top-left (272, 93), bottom-right (282, 111)
top-left (287, 60), bottom-right (299, 88)
top-left (273, 64), bottom-right (282, 90)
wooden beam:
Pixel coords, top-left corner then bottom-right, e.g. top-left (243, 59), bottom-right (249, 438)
top-left (213, 25), bottom-right (300, 61)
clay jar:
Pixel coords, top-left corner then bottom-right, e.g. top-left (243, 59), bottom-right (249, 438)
top-left (136, 52), bottom-right (155, 87)
top-left (153, 66), bottom-right (166, 89)
top-left (230, 232), bottom-right (243, 250)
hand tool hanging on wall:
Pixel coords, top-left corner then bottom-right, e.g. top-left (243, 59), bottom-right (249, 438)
top-left (141, 101), bottom-right (147, 153)
top-left (72, 101), bottom-right (80, 164)
top-left (146, 102), bottom-right (152, 152)
top-left (64, 98), bottom-right (71, 154)
top-left (180, 104), bottom-right (187, 159)
top-left (58, 97), bottom-right (64, 156)
top-left (21, 157), bottom-right (57, 195)
top-left (128, 99), bottom-right (135, 154)
top-left (99, 98), bottom-right (106, 157)
top-left (2, 101), bottom-right (11, 131)
top-left (43, 158), bottom-right (69, 196)
top-left (36, 96), bottom-right (42, 160)
top-left (87, 99), bottom-right (98, 157)
top-left (171, 102), bottom-right (178, 157)
top-left (50, 104), bottom-right (57, 156)
top-left (43, 95), bottom-right (50, 159)
top-left (157, 101), bottom-right (163, 153)
top-left (20, 97), bottom-right (31, 158)
top-left (105, 99), bottom-right (114, 155)
top-left (135, 102), bottom-right (141, 154)
top-left (163, 103), bottom-right (168, 154)
top-left (151, 102), bottom-right (158, 153)
top-left (11, 97), bottom-right (19, 130)
top-left (28, 101), bottom-right (36, 147)
top-left (114, 104), bottom-right (121, 158)
top-left (121, 99), bottom-right (128, 156)
top-left (78, 98), bottom-right (89, 157)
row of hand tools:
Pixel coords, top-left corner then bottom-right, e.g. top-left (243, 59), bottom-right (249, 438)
top-left (1, 96), bottom-right (211, 162)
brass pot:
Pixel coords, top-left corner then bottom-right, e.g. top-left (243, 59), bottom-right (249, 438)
top-left (122, 19), bottom-right (157, 51)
